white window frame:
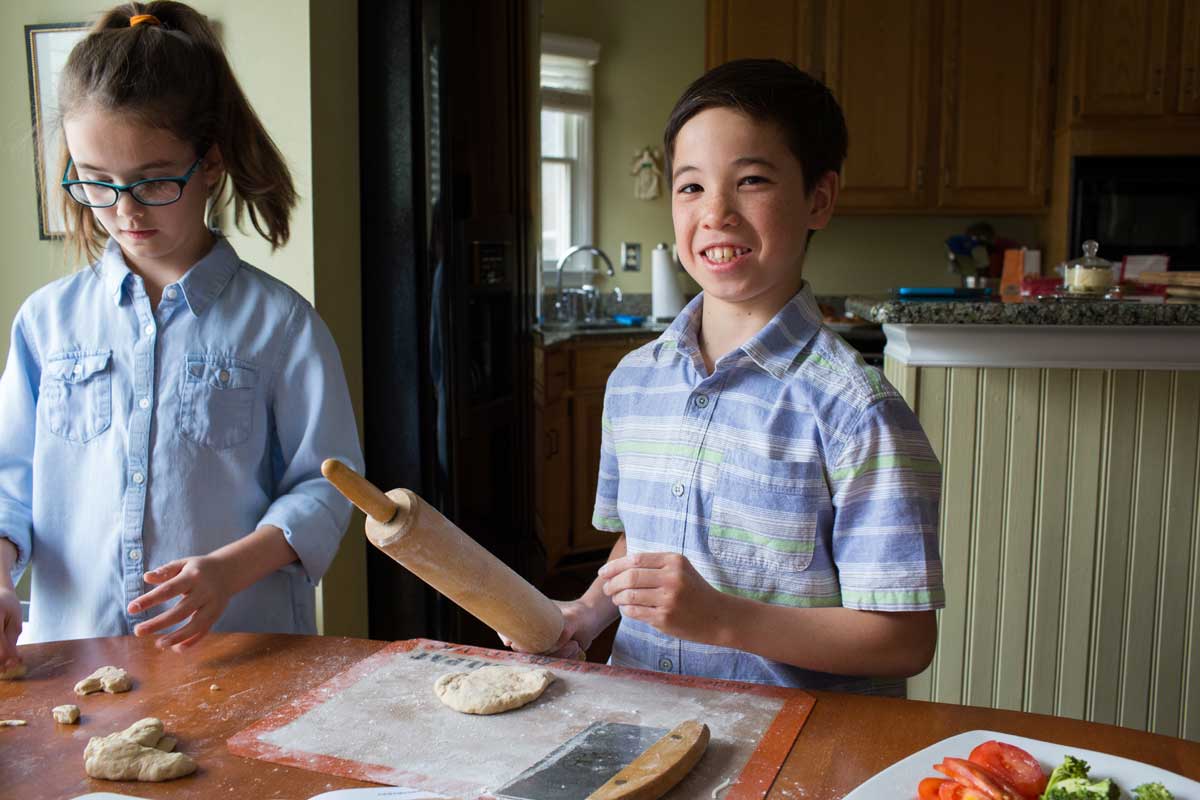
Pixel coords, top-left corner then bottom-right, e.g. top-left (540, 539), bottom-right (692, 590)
top-left (540, 34), bottom-right (600, 274)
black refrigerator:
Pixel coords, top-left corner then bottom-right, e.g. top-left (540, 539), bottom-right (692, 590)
top-left (358, 0), bottom-right (538, 644)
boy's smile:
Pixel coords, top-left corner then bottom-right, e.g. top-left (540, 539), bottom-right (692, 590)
top-left (671, 107), bottom-right (836, 323)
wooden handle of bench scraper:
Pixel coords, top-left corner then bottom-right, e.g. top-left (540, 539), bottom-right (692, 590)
top-left (321, 459), bottom-right (565, 654)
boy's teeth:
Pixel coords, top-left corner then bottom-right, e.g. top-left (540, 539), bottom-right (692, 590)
top-left (705, 246), bottom-right (747, 263)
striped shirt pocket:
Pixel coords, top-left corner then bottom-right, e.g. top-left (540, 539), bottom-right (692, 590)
top-left (707, 448), bottom-right (829, 573)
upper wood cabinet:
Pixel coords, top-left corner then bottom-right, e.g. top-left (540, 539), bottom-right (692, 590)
top-left (938, 0), bottom-right (1053, 209)
top-left (706, 0), bottom-right (1052, 212)
top-left (1068, 0), bottom-right (1171, 119)
top-left (825, 0), bottom-right (932, 209)
top-left (1181, 0), bottom-right (1200, 114)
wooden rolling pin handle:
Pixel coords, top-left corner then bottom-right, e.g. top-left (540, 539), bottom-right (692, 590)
top-left (321, 459), bottom-right (399, 524)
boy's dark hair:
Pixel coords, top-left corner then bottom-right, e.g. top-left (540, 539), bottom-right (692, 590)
top-left (663, 59), bottom-right (848, 196)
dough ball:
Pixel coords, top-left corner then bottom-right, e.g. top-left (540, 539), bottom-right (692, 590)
top-left (52, 704), bottom-right (80, 724)
top-left (0, 719), bottom-right (27, 726)
top-left (433, 665), bottom-right (556, 715)
top-left (74, 665), bottom-right (132, 696)
top-left (83, 717), bottom-right (196, 782)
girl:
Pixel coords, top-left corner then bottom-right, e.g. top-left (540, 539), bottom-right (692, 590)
top-left (0, 1), bottom-right (363, 671)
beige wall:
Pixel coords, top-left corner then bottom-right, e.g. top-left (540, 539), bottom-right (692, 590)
top-left (0, 0), bottom-right (366, 636)
top-left (541, 0), bottom-right (1040, 297)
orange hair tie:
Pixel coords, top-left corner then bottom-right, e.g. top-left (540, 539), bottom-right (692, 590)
top-left (129, 14), bottom-right (161, 27)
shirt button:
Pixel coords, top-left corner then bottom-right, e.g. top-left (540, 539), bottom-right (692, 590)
top-left (132, 472), bottom-right (145, 485)
top-left (658, 658), bottom-right (673, 671)
top-left (128, 548), bottom-right (141, 563)
top-left (138, 397), bottom-right (150, 409)
top-left (164, 287), bottom-right (178, 300)
top-left (671, 482), bottom-right (684, 497)
top-left (218, 369), bottom-right (230, 383)
top-left (143, 323), bottom-right (155, 336)
top-left (73, 364), bottom-right (83, 377)
top-left (695, 394), bottom-right (709, 408)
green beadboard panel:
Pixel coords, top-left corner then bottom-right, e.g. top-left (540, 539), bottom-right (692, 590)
top-left (1120, 371), bottom-right (1172, 730)
top-left (996, 370), bottom-right (1040, 711)
top-left (1154, 372), bottom-right (1200, 738)
top-left (1058, 370), bottom-right (1104, 721)
top-left (1026, 370), bottom-right (1071, 714)
top-left (907, 365), bottom-right (948, 702)
top-left (1090, 371), bottom-right (1140, 726)
top-left (935, 367), bottom-right (979, 704)
top-left (966, 368), bottom-right (1011, 708)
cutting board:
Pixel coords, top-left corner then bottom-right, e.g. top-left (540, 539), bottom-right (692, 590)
top-left (227, 639), bottom-right (814, 799)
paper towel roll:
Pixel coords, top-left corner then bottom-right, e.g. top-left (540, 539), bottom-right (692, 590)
top-left (652, 243), bottom-right (685, 320)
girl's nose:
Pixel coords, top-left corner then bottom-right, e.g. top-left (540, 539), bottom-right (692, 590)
top-left (115, 191), bottom-right (144, 220)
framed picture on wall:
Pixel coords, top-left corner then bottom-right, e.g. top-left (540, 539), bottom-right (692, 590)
top-left (25, 22), bottom-right (88, 240)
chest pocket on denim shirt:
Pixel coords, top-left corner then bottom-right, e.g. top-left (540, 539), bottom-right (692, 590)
top-left (180, 355), bottom-right (257, 450)
top-left (41, 349), bottom-right (113, 444)
top-left (707, 449), bottom-right (830, 573)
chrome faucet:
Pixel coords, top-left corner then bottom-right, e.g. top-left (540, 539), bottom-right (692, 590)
top-left (555, 245), bottom-right (614, 322)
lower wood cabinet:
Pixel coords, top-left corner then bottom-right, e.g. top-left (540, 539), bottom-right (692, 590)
top-left (533, 333), bottom-right (656, 572)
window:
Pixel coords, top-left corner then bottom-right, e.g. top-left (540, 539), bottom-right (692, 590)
top-left (540, 34), bottom-right (599, 271)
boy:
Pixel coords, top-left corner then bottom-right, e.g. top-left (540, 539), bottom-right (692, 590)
top-left (540, 60), bottom-right (944, 695)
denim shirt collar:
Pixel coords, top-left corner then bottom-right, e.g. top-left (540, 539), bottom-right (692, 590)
top-left (97, 234), bottom-right (240, 316)
top-left (657, 282), bottom-right (825, 379)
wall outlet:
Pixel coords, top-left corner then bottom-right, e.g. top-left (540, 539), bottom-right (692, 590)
top-left (621, 242), bottom-right (641, 271)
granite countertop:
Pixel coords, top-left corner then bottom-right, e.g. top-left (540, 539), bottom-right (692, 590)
top-left (846, 295), bottom-right (1200, 326)
top-left (534, 321), bottom-right (670, 347)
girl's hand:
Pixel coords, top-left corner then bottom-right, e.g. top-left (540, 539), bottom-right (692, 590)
top-left (0, 586), bottom-right (22, 670)
top-left (128, 555), bottom-right (235, 652)
top-left (598, 552), bottom-right (731, 645)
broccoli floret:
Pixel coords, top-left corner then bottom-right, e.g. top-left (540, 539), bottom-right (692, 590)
top-left (1132, 783), bottom-right (1174, 800)
top-left (1045, 755), bottom-right (1092, 789)
top-left (1042, 777), bottom-right (1120, 800)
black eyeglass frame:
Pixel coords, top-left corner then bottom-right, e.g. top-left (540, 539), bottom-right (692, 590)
top-left (60, 156), bottom-right (205, 208)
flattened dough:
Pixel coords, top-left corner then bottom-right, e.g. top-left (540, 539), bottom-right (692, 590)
top-left (434, 665), bottom-right (555, 715)
top-left (52, 704), bottom-right (80, 724)
top-left (74, 665), bottom-right (132, 695)
top-left (84, 717), bottom-right (196, 782)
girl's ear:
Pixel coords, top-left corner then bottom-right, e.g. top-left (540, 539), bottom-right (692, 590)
top-left (202, 143), bottom-right (225, 190)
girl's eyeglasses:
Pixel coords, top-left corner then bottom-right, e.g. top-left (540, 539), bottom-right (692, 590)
top-left (61, 157), bottom-right (204, 208)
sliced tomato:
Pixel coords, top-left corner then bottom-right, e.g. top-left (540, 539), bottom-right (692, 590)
top-left (968, 741), bottom-right (1048, 799)
top-left (937, 779), bottom-right (989, 800)
top-left (934, 757), bottom-right (1025, 800)
top-left (919, 777), bottom-right (947, 800)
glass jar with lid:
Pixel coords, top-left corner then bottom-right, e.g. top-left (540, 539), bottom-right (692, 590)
top-left (1063, 240), bottom-right (1114, 294)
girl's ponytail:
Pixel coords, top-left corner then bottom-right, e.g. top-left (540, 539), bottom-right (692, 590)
top-left (55, 1), bottom-right (296, 263)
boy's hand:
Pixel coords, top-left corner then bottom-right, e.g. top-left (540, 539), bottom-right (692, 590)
top-left (128, 555), bottom-right (235, 652)
top-left (599, 552), bottom-right (729, 645)
top-left (498, 600), bottom-right (602, 660)
top-left (0, 586), bottom-right (22, 670)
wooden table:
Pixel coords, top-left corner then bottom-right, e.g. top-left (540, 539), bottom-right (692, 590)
top-left (2, 633), bottom-right (1197, 799)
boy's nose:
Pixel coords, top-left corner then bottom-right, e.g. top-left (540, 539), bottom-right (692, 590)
top-left (701, 194), bottom-right (739, 228)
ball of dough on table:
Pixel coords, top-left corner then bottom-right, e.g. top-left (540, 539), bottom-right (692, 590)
top-left (52, 704), bottom-right (80, 724)
top-left (433, 664), bottom-right (556, 715)
top-left (74, 665), bottom-right (132, 696)
top-left (0, 662), bottom-right (26, 680)
top-left (83, 717), bottom-right (196, 782)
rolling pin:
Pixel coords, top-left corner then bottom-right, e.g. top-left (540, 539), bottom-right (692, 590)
top-left (321, 459), bottom-right (565, 653)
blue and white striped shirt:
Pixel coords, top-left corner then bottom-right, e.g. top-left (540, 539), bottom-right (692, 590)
top-left (0, 236), bottom-right (362, 643)
top-left (593, 285), bottom-right (944, 694)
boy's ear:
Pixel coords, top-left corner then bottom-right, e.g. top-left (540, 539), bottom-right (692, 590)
top-left (807, 170), bottom-right (839, 231)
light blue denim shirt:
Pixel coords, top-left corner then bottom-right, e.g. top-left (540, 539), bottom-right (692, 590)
top-left (0, 236), bottom-right (363, 642)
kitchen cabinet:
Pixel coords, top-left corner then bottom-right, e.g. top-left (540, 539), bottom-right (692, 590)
top-left (533, 333), bottom-right (656, 572)
top-left (1067, 0), bottom-right (1171, 120)
top-left (825, 0), bottom-right (932, 209)
top-left (706, 0), bottom-right (1052, 212)
top-left (937, 0), bottom-right (1053, 210)
top-left (1182, 0), bottom-right (1200, 114)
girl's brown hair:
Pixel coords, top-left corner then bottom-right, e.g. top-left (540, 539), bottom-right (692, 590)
top-left (54, 1), bottom-right (296, 263)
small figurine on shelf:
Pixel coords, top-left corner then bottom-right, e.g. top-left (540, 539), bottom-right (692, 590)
top-left (630, 146), bottom-right (664, 200)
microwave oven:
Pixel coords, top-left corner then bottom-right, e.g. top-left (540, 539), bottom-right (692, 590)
top-left (1069, 156), bottom-right (1200, 269)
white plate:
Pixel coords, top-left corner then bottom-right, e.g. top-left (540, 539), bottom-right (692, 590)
top-left (843, 729), bottom-right (1199, 800)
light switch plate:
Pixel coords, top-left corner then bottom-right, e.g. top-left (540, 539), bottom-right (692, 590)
top-left (621, 242), bottom-right (641, 271)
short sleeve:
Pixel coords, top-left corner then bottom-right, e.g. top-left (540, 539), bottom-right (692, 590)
top-left (828, 396), bottom-right (944, 611)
